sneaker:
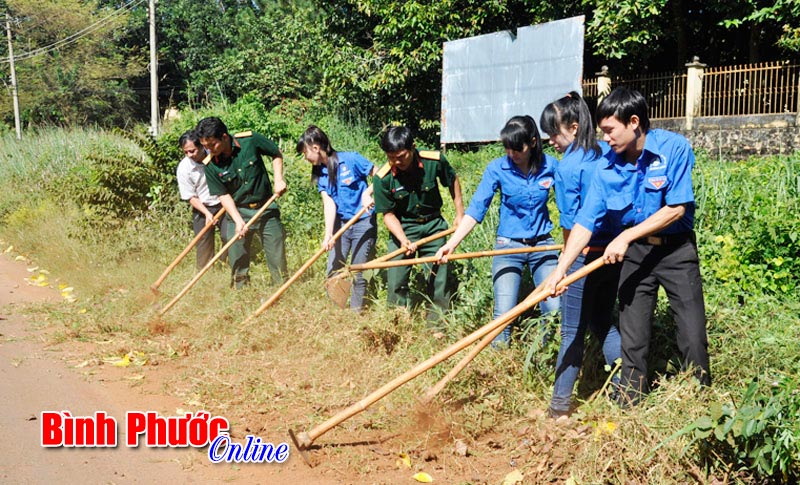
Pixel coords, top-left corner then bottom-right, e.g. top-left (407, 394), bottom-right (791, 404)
top-left (547, 407), bottom-right (571, 419)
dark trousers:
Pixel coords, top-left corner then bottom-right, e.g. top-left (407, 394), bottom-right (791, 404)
top-left (192, 204), bottom-right (228, 269)
top-left (386, 217), bottom-right (451, 314)
top-left (223, 207), bottom-right (287, 288)
top-left (617, 234), bottom-right (711, 405)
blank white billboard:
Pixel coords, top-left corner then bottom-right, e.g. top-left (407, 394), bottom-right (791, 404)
top-left (441, 16), bottom-right (585, 143)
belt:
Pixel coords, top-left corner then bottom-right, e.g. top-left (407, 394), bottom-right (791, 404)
top-left (510, 234), bottom-right (551, 246)
top-left (402, 212), bottom-right (441, 224)
top-left (638, 232), bottom-right (693, 246)
top-left (238, 201), bottom-right (268, 209)
top-left (581, 245), bottom-right (606, 255)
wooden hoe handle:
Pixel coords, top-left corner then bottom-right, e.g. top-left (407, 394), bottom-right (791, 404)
top-left (151, 208), bottom-right (227, 292)
top-left (241, 206), bottom-right (370, 324)
top-left (158, 194), bottom-right (280, 316)
top-left (349, 244), bottom-right (564, 271)
top-left (372, 226), bottom-right (456, 264)
top-left (291, 257), bottom-right (607, 450)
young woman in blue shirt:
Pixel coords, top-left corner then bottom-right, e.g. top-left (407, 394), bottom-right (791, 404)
top-left (296, 125), bottom-right (377, 312)
top-left (436, 115), bottom-right (560, 345)
top-left (540, 92), bottom-right (622, 417)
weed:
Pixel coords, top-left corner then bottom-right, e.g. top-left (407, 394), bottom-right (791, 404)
top-left (1, 122), bottom-right (798, 482)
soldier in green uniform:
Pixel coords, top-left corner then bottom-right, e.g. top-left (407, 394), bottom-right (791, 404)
top-left (196, 117), bottom-right (288, 288)
top-left (373, 126), bottom-right (464, 317)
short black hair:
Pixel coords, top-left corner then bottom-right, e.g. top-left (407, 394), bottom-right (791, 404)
top-left (596, 87), bottom-right (650, 132)
top-left (380, 125), bottom-right (414, 152)
top-left (195, 117), bottom-right (229, 140)
top-left (178, 130), bottom-right (201, 149)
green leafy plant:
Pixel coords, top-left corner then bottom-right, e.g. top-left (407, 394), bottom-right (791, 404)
top-left (665, 376), bottom-right (800, 481)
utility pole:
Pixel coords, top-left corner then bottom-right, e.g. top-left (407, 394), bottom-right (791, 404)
top-left (5, 12), bottom-right (20, 140)
top-left (148, 0), bottom-right (158, 136)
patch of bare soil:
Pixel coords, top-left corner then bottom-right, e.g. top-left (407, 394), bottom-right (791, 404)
top-left (0, 254), bottom-right (334, 484)
top-left (0, 253), bottom-right (585, 484)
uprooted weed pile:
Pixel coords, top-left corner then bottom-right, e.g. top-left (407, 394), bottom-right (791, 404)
top-left (0, 114), bottom-right (798, 482)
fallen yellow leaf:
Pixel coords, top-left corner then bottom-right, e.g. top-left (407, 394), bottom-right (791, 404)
top-left (603, 421), bottom-right (618, 433)
top-left (412, 472), bottom-right (433, 483)
top-left (396, 452), bottom-right (412, 468)
top-left (112, 354), bottom-right (131, 367)
top-left (502, 470), bottom-right (524, 485)
top-left (14, 255), bottom-right (25, 261)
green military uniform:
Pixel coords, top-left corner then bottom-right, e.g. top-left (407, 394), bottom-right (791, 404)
top-left (373, 150), bottom-right (456, 312)
top-left (204, 131), bottom-right (287, 288)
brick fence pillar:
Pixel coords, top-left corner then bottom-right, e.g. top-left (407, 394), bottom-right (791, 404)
top-left (596, 65), bottom-right (611, 106)
top-left (685, 56), bottom-right (706, 130)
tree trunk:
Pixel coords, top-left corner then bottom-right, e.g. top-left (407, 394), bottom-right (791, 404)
top-left (670, 0), bottom-right (688, 67)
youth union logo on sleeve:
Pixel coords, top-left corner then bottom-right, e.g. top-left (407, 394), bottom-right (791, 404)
top-left (538, 178), bottom-right (553, 189)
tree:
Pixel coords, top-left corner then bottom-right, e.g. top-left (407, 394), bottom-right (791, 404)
top-left (721, 0), bottom-right (800, 54)
top-left (0, 0), bottom-right (145, 127)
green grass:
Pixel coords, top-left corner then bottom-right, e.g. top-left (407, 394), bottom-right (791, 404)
top-left (0, 121), bottom-right (798, 482)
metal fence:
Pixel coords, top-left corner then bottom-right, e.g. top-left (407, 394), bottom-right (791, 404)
top-left (702, 61), bottom-right (800, 117)
top-left (613, 71), bottom-right (687, 119)
top-left (582, 60), bottom-right (800, 120)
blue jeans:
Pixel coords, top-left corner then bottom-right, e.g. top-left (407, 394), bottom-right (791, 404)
top-left (550, 251), bottom-right (622, 412)
top-left (491, 236), bottom-right (560, 344)
top-left (327, 215), bottom-right (377, 311)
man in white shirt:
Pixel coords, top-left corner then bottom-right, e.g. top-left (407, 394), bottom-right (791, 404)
top-left (176, 130), bottom-right (228, 268)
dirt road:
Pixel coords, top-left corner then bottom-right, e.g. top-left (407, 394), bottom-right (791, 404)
top-left (0, 254), bottom-right (334, 484)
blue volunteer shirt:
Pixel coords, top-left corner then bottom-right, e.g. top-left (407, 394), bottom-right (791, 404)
top-left (465, 154), bottom-right (556, 239)
top-left (575, 129), bottom-right (696, 236)
top-left (555, 141), bottom-right (620, 245)
top-left (316, 151), bottom-right (375, 221)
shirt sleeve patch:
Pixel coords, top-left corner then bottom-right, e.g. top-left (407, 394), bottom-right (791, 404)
top-left (538, 178), bottom-right (553, 189)
top-left (648, 175), bottom-right (667, 189)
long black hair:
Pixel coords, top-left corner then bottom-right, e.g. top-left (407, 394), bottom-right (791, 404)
top-left (540, 91), bottom-right (601, 157)
top-left (296, 125), bottom-right (339, 188)
top-left (500, 115), bottom-right (544, 171)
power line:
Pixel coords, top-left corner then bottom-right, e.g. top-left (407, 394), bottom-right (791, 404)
top-left (0, 0), bottom-right (145, 63)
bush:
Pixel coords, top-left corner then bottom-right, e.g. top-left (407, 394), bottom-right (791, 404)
top-left (675, 376), bottom-right (800, 481)
top-left (695, 155), bottom-right (800, 297)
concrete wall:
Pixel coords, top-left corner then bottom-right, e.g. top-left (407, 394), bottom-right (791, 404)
top-left (651, 114), bottom-right (800, 159)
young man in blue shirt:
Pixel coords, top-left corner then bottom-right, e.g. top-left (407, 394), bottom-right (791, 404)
top-left (545, 87), bottom-right (710, 406)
